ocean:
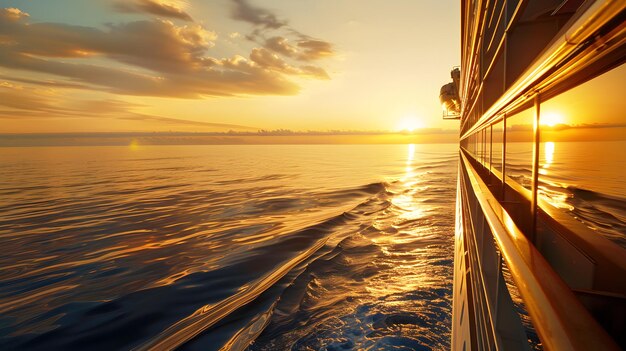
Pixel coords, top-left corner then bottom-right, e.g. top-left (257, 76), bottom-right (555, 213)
top-left (0, 142), bottom-right (624, 350)
top-left (0, 144), bottom-right (457, 350)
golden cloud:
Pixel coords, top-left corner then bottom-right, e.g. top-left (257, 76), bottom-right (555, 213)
top-left (264, 36), bottom-right (334, 62)
top-left (0, 82), bottom-right (256, 129)
top-left (113, 0), bottom-right (193, 21)
top-left (231, 0), bottom-right (287, 29)
top-left (0, 8), bottom-right (333, 98)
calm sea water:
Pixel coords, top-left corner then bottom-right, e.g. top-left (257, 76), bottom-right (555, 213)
top-left (0, 142), bottom-right (624, 350)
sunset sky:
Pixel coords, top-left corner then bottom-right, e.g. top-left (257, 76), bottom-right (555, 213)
top-left (0, 0), bottom-right (462, 134)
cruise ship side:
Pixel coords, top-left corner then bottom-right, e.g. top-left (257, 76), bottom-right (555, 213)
top-left (444, 0), bottom-right (626, 349)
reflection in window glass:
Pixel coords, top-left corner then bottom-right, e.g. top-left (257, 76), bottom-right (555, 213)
top-left (492, 121), bottom-right (503, 172)
top-left (505, 107), bottom-right (534, 190)
top-left (539, 64), bottom-right (626, 248)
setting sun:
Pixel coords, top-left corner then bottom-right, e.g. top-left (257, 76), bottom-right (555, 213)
top-left (397, 115), bottom-right (424, 132)
top-left (541, 112), bottom-right (565, 127)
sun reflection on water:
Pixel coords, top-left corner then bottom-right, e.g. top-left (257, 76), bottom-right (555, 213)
top-left (366, 143), bottom-right (442, 300)
top-left (407, 143), bottom-right (415, 162)
top-left (393, 144), bottom-right (424, 221)
top-left (538, 141), bottom-right (574, 210)
top-left (404, 143), bottom-right (415, 175)
top-left (539, 141), bottom-right (555, 175)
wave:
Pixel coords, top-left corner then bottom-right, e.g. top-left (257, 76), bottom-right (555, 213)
top-left (0, 144), bottom-right (461, 351)
top-left (566, 186), bottom-right (626, 247)
top-left (1, 182), bottom-right (395, 351)
top-left (136, 185), bottom-right (395, 350)
top-left (539, 180), bottom-right (626, 248)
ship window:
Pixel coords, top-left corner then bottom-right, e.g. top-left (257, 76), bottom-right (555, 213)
top-left (470, 133), bottom-right (477, 157)
top-left (505, 106), bottom-right (535, 191)
top-left (484, 127), bottom-right (491, 169)
top-left (483, 128), bottom-right (489, 167)
top-left (472, 134), bottom-right (478, 157)
top-left (492, 120), bottom-right (504, 173)
top-left (477, 129), bottom-right (484, 165)
top-left (538, 64), bottom-right (626, 248)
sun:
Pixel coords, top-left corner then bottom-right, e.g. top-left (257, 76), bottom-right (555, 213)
top-left (540, 112), bottom-right (565, 127)
top-left (396, 115), bottom-right (424, 132)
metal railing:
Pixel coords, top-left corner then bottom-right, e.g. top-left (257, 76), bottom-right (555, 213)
top-left (455, 150), bottom-right (621, 350)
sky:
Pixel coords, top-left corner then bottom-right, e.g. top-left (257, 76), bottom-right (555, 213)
top-left (0, 0), bottom-right (461, 134)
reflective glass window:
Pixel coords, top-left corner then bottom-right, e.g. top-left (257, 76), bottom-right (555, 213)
top-left (483, 128), bottom-right (491, 168)
top-left (492, 120), bottom-right (504, 172)
top-left (505, 106), bottom-right (535, 191)
top-left (539, 64), bottom-right (626, 248)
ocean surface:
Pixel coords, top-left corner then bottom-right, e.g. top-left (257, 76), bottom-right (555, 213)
top-left (510, 140), bottom-right (626, 248)
top-left (0, 142), bottom-right (624, 350)
top-left (0, 144), bottom-right (458, 351)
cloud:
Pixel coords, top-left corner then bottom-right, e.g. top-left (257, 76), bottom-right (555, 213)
top-left (249, 47), bottom-right (329, 79)
top-left (0, 4), bottom-right (335, 131)
top-left (299, 65), bottom-right (330, 80)
top-left (231, 0), bottom-right (287, 29)
top-left (0, 81), bottom-right (130, 116)
top-left (0, 7), bottom-right (28, 21)
top-left (0, 84), bottom-right (59, 112)
top-left (228, 0), bottom-right (334, 62)
top-left (0, 74), bottom-right (92, 89)
top-left (113, 0), bottom-right (193, 21)
top-left (0, 82), bottom-right (257, 130)
top-left (0, 49), bottom-right (300, 97)
top-left (264, 36), bottom-right (298, 57)
top-left (264, 36), bottom-right (334, 61)
top-left (249, 47), bottom-right (290, 70)
top-left (296, 38), bottom-right (334, 61)
top-left (0, 7), bottom-right (337, 98)
top-left (1, 15), bottom-right (217, 73)
top-left (118, 113), bottom-right (258, 130)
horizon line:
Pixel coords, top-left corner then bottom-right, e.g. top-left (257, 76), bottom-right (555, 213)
top-left (0, 129), bottom-right (460, 137)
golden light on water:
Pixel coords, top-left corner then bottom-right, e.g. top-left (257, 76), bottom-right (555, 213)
top-left (538, 141), bottom-right (573, 210)
top-left (404, 143), bottom-right (416, 181)
top-left (395, 143), bottom-right (424, 221)
top-left (407, 143), bottom-right (415, 163)
top-left (539, 141), bottom-right (555, 176)
top-left (129, 139), bottom-right (140, 150)
top-left (366, 144), bottom-right (436, 299)
top-left (545, 141), bottom-right (555, 165)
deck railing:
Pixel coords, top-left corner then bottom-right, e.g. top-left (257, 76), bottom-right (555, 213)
top-left (452, 1), bottom-right (626, 348)
top-left (455, 150), bottom-right (622, 350)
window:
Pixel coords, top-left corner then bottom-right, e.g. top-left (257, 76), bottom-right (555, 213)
top-left (538, 64), bottom-right (626, 248)
top-left (505, 106), bottom-right (535, 191)
top-left (492, 120), bottom-right (504, 172)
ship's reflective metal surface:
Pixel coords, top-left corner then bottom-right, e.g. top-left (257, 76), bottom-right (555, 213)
top-left (447, 0), bottom-right (626, 349)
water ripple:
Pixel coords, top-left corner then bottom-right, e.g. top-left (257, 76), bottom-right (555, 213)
top-left (0, 144), bottom-right (456, 350)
